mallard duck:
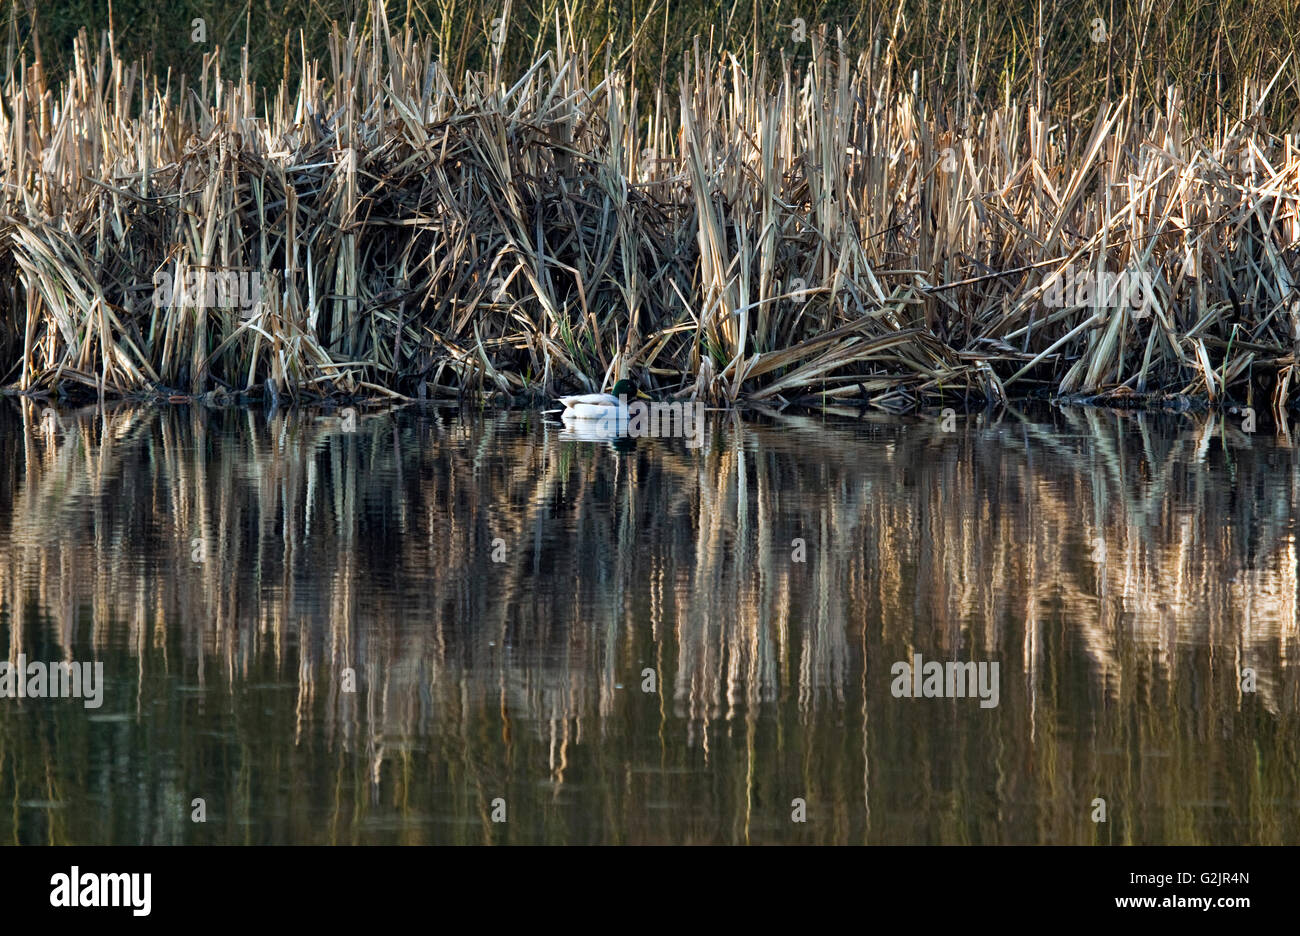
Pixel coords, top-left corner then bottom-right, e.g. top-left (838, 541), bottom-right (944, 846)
top-left (557, 379), bottom-right (648, 420)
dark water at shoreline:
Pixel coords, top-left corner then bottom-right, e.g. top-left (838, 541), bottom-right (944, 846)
top-left (0, 400), bottom-right (1297, 844)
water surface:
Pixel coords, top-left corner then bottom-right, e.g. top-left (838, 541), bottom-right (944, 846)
top-left (0, 400), bottom-right (1296, 844)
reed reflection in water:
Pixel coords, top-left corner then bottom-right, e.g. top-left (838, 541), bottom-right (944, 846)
top-left (0, 400), bottom-right (1297, 844)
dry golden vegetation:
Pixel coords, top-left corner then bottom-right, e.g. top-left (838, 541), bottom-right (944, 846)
top-left (0, 2), bottom-right (1298, 410)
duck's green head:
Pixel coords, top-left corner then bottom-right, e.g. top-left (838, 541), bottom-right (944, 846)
top-left (612, 378), bottom-right (648, 400)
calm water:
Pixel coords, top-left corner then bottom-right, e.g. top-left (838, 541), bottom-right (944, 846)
top-left (0, 400), bottom-right (1296, 845)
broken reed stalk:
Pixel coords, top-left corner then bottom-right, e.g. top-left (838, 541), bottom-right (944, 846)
top-left (0, 4), bottom-right (1297, 411)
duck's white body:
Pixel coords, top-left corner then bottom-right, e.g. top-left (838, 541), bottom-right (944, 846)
top-left (558, 392), bottom-right (628, 420)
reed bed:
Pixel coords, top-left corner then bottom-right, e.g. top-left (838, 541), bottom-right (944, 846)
top-left (0, 2), bottom-right (1298, 409)
top-left (1, 401), bottom-right (1298, 843)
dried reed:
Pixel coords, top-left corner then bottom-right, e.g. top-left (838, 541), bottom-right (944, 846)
top-left (0, 3), bottom-right (1297, 410)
